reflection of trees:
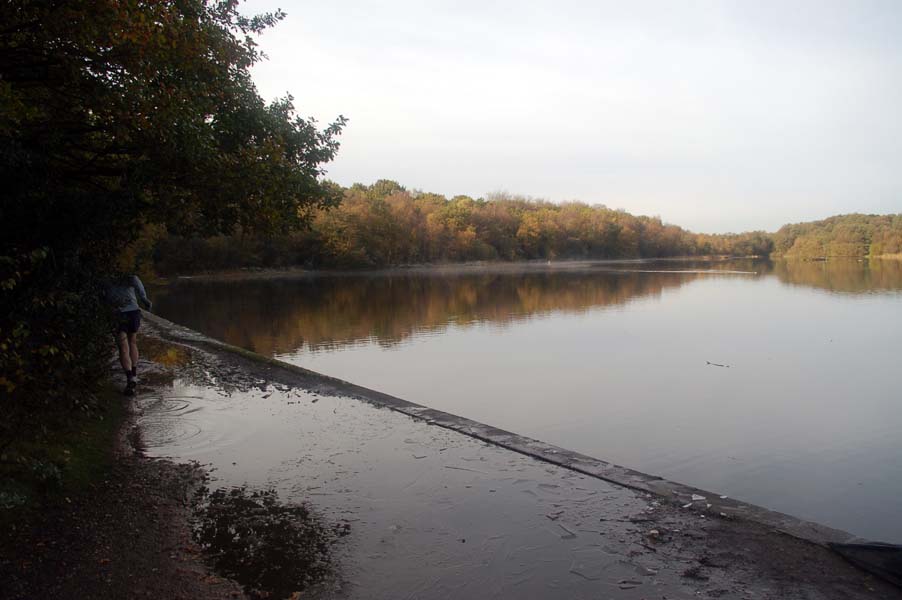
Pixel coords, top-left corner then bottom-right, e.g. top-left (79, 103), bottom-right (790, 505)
top-left (155, 270), bottom-right (708, 356)
top-left (772, 259), bottom-right (902, 294)
top-left (154, 260), bottom-right (902, 358)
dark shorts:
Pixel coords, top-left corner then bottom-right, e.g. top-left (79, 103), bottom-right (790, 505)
top-left (117, 310), bottom-right (141, 335)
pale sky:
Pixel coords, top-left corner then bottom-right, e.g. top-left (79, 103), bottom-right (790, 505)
top-left (243, 0), bottom-right (902, 233)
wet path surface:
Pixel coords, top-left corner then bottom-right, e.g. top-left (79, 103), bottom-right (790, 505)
top-left (135, 327), bottom-right (901, 600)
top-left (139, 384), bottom-right (683, 599)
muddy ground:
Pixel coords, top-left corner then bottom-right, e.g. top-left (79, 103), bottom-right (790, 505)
top-left (0, 418), bottom-right (243, 599)
top-left (2, 321), bottom-right (901, 599)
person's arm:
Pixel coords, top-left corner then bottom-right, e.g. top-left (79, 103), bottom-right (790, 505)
top-left (132, 275), bottom-right (152, 311)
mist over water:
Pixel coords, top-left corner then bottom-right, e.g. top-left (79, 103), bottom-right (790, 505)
top-left (155, 259), bottom-right (902, 543)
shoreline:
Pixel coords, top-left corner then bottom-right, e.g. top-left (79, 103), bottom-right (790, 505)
top-left (156, 253), bottom-right (901, 284)
top-left (165, 255), bottom-right (764, 283)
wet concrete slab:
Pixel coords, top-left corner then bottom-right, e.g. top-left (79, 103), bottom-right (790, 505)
top-left (139, 384), bottom-right (691, 598)
top-left (136, 314), bottom-right (902, 599)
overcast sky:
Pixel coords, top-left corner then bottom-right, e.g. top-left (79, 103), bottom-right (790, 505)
top-left (243, 0), bottom-right (902, 233)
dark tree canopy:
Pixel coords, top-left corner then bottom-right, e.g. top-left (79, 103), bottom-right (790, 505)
top-left (0, 0), bottom-right (345, 447)
top-left (1, 0), bottom-right (346, 251)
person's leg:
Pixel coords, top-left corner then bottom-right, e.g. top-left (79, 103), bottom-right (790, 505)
top-left (117, 332), bottom-right (132, 374)
top-left (127, 332), bottom-right (139, 379)
top-left (117, 331), bottom-right (136, 395)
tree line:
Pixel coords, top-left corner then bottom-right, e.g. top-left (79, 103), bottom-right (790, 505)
top-left (153, 180), bottom-right (775, 274)
top-left (772, 214), bottom-right (902, 259)
top-left (152, 182), bottom-right (902, 274)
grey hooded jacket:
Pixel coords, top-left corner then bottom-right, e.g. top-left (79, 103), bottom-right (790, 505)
top-left (106, 275), bottom-right (152, 313)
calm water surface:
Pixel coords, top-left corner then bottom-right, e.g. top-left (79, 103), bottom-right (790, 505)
top-left (154, 259), bottom-right (902, 543)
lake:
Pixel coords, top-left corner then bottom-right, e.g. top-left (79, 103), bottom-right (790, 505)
top-left (153, 258), bottom-right (902, 543)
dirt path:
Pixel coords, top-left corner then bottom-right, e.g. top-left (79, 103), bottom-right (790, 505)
top-left (0, 373), bottom-right (245, 600)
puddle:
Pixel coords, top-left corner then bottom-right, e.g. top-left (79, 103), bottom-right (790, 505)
top-left (193, 486), bottom-right (348, 599)
top-left (139, 382), bottom-right (698, 599)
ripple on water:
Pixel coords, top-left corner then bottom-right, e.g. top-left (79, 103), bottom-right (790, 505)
top-left (136, 395), bottom-right (204, 448)
top-left (136, 395), bottom-right (203, 411)
top-left (137, 394), bottom-right (259, 455)
top-left (138, 415), bottom-right (203, 449)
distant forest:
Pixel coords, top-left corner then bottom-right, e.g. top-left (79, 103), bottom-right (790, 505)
top-left (150, 180), bottom-right (902, 274)
top-left (150, 180), bottom-right (770, 274)
top-left (772, 213), bottom-right (902, 259)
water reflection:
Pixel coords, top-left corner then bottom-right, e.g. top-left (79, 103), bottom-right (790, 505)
top-left (158, 272), bottom-right (692, 355)
top-left (773, 258), bottom-right (902, 294)
top-left (155, 259), bottom-right (902, 357)
top-left (153, 259), bottom-right (902, 543)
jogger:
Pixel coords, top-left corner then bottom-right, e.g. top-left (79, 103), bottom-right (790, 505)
top-left (106, 274), bottom-right (152, 396)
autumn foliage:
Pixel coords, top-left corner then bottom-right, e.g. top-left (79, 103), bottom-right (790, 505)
top-left (155, 180), bottom-right (775, 273)
top-left (772, 214), bottom-right (902, 259)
